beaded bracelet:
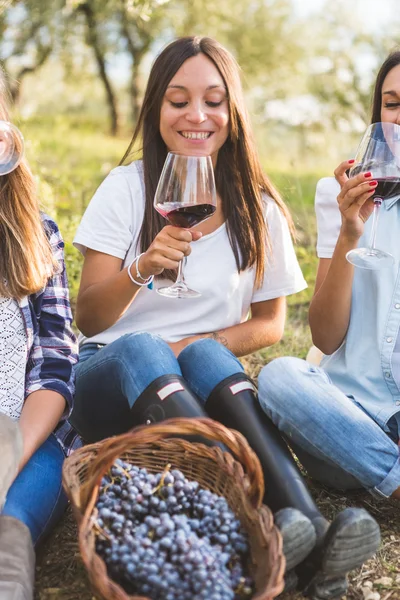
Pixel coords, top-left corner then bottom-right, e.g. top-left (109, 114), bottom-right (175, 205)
top-left (127, 253), bottom-right (154, 287)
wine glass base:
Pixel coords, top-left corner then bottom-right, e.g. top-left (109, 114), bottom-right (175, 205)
top-left (346, 247), bottom-right (394, 270)
top-left (156, 284), bottom-right (201, 299)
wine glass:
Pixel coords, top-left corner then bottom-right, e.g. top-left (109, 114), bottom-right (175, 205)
top-left (346, 122), bottom-right (400, 269)
top-left (0, 121), bottom-right (24, 175)
top-left (154, 153), bottom-right (217, 298)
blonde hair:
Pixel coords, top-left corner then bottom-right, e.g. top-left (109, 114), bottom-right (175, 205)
top-left (0, 74), bottom-right (56, 299)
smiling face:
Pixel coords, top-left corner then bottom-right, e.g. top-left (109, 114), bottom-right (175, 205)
top-left (159, 53), bottom-right (230, 162)
top-left (380, 64), bottom-right (400, 124)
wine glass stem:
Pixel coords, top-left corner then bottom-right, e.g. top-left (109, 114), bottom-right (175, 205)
top-left (368, 198), bottom-right (382, 251)
top-left (175, 259), bottom-right (185, 286)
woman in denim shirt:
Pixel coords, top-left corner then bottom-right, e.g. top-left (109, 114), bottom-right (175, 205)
top-left (0, 76), bottom-right (78, 599)
top-left (259, 55), bottom-right (400, 508)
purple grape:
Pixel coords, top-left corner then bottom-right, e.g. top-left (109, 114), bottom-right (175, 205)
top-left (94, 462), bottom-right (254, 600)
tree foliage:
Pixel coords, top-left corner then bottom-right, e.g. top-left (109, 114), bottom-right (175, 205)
top-left (0, 0), bottom-right (398, 136)
top-left (0, 0), bottom-right (63, 103)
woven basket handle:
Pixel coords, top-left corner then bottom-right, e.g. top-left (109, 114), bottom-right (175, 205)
top-left (81, 417), bottom-right (264, 509)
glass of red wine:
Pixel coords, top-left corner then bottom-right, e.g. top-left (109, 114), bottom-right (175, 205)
top-left (0, 121), bottom-right (24, 175)
top-left (346, 122), bottom-right (400, 269)
top-left (154, 152), bottom-right (217, 298)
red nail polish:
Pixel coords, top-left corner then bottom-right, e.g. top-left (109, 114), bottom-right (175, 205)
top-left (364, 172), bottom-right (372, 178)
top-left (348, 159), bottom-right (355, 164)
top-left (369, 180), bottom-right (377, 186)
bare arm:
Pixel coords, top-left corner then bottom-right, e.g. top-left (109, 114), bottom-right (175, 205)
top-left (18, 390), bottom-right (66, 472)
top-left (168, 296), bottom-right (287, 357)
top-left (76, 226), bottom-right (202, 337)
top-left (309, 160), bottom-right (376, 354)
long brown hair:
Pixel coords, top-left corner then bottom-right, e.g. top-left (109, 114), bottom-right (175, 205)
top-left (120, 36), bottom-right (294, 286)
top-left (0, 73), bottom-right (55, 299)
top-left (371, 51), bottom-right (400, 124)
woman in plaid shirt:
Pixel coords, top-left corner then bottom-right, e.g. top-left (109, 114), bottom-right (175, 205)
top-left (0, 77), bottom-right (78, 600)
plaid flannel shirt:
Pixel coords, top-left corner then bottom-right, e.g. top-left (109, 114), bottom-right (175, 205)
top-left (17, 215), bottom-right (81, 456)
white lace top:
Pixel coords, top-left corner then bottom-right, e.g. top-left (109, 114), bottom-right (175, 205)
top-left (0, 296), bottom-right (27, 420)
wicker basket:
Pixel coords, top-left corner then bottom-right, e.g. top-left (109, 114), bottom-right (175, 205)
top-left (62, 417), bottom-right (285, 600)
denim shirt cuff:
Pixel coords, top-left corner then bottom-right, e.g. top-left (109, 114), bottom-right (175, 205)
top-left (370, 454), bottom-right (400, 498)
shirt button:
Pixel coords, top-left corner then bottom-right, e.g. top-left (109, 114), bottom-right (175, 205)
top-left (387, 337), bottom-right (393, 343)
top-left (386, 372), bottom-right (391, 378)
top-left (396, 304), bottom-right (400, 309)
top-left (396, 401), bottom-right (400, 406)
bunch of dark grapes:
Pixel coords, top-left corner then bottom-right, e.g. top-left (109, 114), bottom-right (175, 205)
top-left (94, 460), bottom-right (254, 600)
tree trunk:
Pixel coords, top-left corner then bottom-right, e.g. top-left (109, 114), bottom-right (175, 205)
top-left (78, 1), bottom-right (119, 136)
top-left (11, 45), bottom-right (52, 106)
top-left (119, 6), bottom-right (150, 127)
top-left (130, 52), bottom-right (143, 126)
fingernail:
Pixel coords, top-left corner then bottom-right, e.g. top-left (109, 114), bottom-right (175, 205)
top-left (364, 172), bottom-right (372, 178)
top-left (348, 159), bottom-right (355, 164)
top-left (369, 180), bottom-right (378, 186)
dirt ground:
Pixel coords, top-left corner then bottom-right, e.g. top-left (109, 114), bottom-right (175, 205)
top-left (35, 475), bottom-right (400, 600)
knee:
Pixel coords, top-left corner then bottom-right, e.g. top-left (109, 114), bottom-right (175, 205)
top-left (121, 331), bottom-right (165, 353)
top-left (77, 333), bottom-right (172, 385)
top-left (181, 337), bottom-right (221, 359)
top-left (179, 338), bottom-right (241, 372)
top-left (259, 356), bottom-right (306, 386)
top-left (117, 332), bottom-right (172, 364)
top-left (258, 356), bottom-right (307, 409)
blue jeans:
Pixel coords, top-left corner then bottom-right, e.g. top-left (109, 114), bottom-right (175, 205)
top-left (74, 333), bottom-right (244, 438)
top-left (1, 434), bottom-right (68, 545)
top-left (258, 357), bottom-right (400, 499)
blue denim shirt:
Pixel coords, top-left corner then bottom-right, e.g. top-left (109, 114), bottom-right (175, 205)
top-left (16, 215), bottom-right (81, 456)
top-left (316, 178), bottom-right (400, 430)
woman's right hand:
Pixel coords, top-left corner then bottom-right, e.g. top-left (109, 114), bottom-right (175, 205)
top-left (334, 159), bottom-right (377, 242)
top-left (139, 225), bottom-right (202, 278)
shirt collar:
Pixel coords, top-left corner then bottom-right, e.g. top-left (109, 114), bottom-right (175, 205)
top-left (383, 193), bottom-right (400, 210)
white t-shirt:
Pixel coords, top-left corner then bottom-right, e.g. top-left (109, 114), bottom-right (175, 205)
top-left (315, 177), bottom-right (342, 258)
top-left (74, 161), bottom-right (307, 345)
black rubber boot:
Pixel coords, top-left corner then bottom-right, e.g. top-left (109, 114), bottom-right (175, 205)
top-left (301, 509), bottom-right (380, 600)
top-left (205, 374), bottom-right (381, 598)
top-left (71, 374), bottom-right (208, 443)
top-left (130, 374), bottom-right (222, 448)
top-left (130, 374), bottom-right (208, 424)
top-left (205, 374), bottom-right (318, 582)
top-left (205, 374), bottom-right (321, 517)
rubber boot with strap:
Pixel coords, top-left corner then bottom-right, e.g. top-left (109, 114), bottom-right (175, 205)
top-left (205, 374), bottom-right (380, 599)
top-left (71, 373), bottom-right (209, 443)
top-left (129, 374), bottom-right (222, 448)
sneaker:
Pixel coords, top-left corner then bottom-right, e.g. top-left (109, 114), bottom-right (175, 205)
top-left (0, 414), bottom-right (23, 507)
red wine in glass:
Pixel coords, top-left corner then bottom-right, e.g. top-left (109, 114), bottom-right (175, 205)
top-left (153, 153), bottom-right (217, 298)
top-left (346, 122), bottom-right (400, 269)
top-left (155, 202), bottom-right (216, 228)
top-left (372, 177), bottom-right (400, 201)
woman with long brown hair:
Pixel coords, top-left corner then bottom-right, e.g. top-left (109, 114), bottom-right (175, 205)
top-left (0, 74), bottom-right (78, 599)
top-left (70, 37), bottom-right (379, 598)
